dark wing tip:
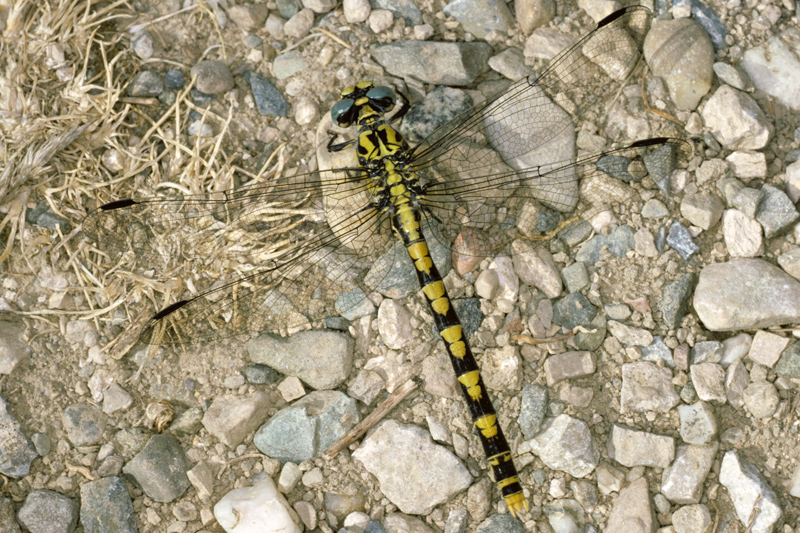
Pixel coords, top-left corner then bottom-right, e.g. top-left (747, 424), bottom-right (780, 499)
top-left (100, 198), bottom-right (138, 211)
top-left (597, 6), bottom-right (648, 29)
top-left (629, 137), bottom-right (670, 148)
top-left (151, 299), bottom-right (191, 321)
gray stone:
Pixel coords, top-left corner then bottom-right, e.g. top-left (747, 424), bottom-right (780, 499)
top-left (255, 390), bottom-right (359, 463)
top-left (442, 0), bottom-right (514, 38)
top-left (526, 414), bottom-right (598, 477)
top-left (743, 381), bottom-right (779, 419)
top-left (544, 351), bottom-right (595, 386)
top-left (634, 227), bottom-right (658, 257)
top-left (690, 340), bottom-right (723, 365)
top-left (283, 8), bottom-right (314, 38)
top-left (80, 477), bottom-right (137, 533)
top-left (605, 304), bottom-right (631, 321)
top-left (722, 209), bottom-right (764, 257)
top-left (721, 333), bottom-right (752, 367)
top-left (725, 151), bottom-right (767, 179)
top-left (122, 434), bottom-right (191, 502)
top-left (62, 402), bottom-right (106, 447)
top-left (227, 3), bottom-right (268, 28)
top-left (575, 234), bottom-right (606, 265)
top-left (0, 396), bottom-right (37, 477)
top-left (474, 513), bottom-right (526, 532)
top-left (660, 273), bottom-right (694, 330)
top-left (370, 41), bottom-right (492, 86)
top-left (694, 258), bottom-right (800, 331)
top-left (488, 48), bottom-right (533, 81)
top-left (402, 86), bottom-right (473, 143)
top-left (680, 193), bottom-right (724, 230)
top-left (524, 27), bottom-right (575, 61)
top-left (673, 504), bottom-right (712, 533)
top-left (731, 187), bottom-right (764, 218)
top-left (272, 50), bottom-right (309, 80)
top-left (690, 363), bottom-right (726, 403)
top-left (712, 62), bottom-right (752, 91)
top-left (742, 36), bottom-right (800, 111)
top-left (725, 359), bottom-right (749, 409)
top-left (247, 330), bottom-right (353, 389)
top-left (130, 31), bottom-right (153, 60)
top-left (164, 69), bottom-right (184, 89)
top-left (514, 0), bottom-right (555, 33)
top-left (756, 184), bottom-right (799, 238)
top-left (666, 221), bottom-right (699, 260)
top-left (573, 313), bottom-right (606, 351)
top-left (641, 337), bottom-right (675, 367)
top-left (126, 71), bottom-right (163, 97)
top-left (641, 198), bottom-right (669, 218)
top-left (747, 330), bottom-right (790, 368)
top-left (775, 342), bottom-right (800, 379)
top-left (607, 320), bottom-right (653, 346)
top-left (371, 0), bottom-right (422, 25)
top-left (243, 70), bottom-right (290, 117)
top-left (202, 392), bottom-right (270, 447)
top-left (190, 60), bottom-right (233, 94)
top-left (607, 225), bottom-right (635, 257)
top-left (661, 444), bottom-right (718, 504)
top-left (561, 261), bottom-right (588, 293)
top-left (777, 247), bottom-right (800, 280)
top-left (511, 240), bottom-right (562, 299)
top-left (552, 293), bottom-right (597, 330)
top-left (620, 362), bottom-right (679, 413)
top-left (607, 424), bottom-right (674, 468)
top-left (17, 490), bottom-right (78, 533)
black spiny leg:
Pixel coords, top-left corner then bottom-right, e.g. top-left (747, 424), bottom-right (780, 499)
top-left (327, 131), bottom-right (354, 153)
top-left (389, 90), bottom-right (411, 124)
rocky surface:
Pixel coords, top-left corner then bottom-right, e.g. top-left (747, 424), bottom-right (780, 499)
top-left (3, 1), bottom-right (800, 532)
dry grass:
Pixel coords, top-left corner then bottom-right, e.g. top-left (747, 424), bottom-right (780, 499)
top-left (0, 0), bottom-right (290, 359)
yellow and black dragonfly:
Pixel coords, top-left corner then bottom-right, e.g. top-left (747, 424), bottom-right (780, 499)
top-left (83, 6), bottom-right (687, 516)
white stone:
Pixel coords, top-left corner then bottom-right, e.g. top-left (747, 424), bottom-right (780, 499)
top-left (680, 193), bottom-right (724, 230)
top-left (722, 209), bottom-right (763, 257)
top-left (725, 151), bottom-right (767, 179)
top-left (214, 476), bottom-right (302, 533)
top-left (747, 330), bottom-right (790, 368)
top-left (742, 36), bottom-right (800, 111)
top-left (511, 239), bottom-right (563, 298)
top-left (785, 159), bottom-right (800, 202)
top-left (352, 420), bottom-right (471, 515)
top-left (700, 85), bottom-right (774, 150)
top-left (377, 299), bottom-right (413, 350)
top-left (719, 451), bottom-right (782, 533)
top-left (343, 0), bottom-right (370, 23)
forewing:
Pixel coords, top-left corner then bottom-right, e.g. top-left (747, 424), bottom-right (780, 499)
top-left (82, 167), bottom-right (396, 344)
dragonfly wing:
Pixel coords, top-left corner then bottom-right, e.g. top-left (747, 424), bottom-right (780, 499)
top-left (83, 165), bottom-right (397, 344)
top-left (405, 7), bottom-right (689, 260)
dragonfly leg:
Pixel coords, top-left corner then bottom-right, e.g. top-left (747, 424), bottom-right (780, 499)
top-left (327, 131), bottom-right (355, 152)
top-left (388, 89), bottom-right (410, 124)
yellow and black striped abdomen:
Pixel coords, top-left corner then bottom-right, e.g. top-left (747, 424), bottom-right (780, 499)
top-left (392, 202), bottom-right (527, 516)
top-left (347, 81), bottom-right (527, 516)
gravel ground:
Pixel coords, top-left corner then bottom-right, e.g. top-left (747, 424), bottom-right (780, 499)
top-left (2, 0), bottom-right (800, 532)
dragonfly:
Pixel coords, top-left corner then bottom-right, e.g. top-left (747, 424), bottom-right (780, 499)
top-left (83, 6), bottom-right (687, 517)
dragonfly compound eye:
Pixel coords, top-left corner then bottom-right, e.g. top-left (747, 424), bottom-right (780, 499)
top-left (366, 85), bottom-right (396, 113)
top-left (331, 98), bottom-right (356, 127)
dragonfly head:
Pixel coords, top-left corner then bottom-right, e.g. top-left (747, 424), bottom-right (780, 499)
top-left (332, 82), bottom-right (396, 128)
